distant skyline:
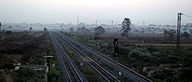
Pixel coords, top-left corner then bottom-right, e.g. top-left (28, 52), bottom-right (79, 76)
top-left (0, 0), bottom-right (192, 25)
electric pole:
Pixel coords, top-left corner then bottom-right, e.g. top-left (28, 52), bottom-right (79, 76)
top-left (176, 13), bottom-right (183, 49)
top-left (96, 20), bottom-right (97, 26)
top-left (112, 20), bottom-right (114, 31)
top-left (0, 22), bottom-right (1, 39)
top-left (143, 20), bottom-right (145, 26)
top-left (77, 13), bottom-right (79, 25)
top-left (43, 52), bottom-right (54, 82)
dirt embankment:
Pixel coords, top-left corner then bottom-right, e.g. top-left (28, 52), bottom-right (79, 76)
top-left (0, 32), bottom-right (52, 81)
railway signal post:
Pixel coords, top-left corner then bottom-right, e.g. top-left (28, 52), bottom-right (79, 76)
top-left (114, 38), bottom-right (119, 59)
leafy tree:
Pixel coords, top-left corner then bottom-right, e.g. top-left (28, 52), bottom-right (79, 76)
top-left (189, 29), bottom-right (192, 34)
top-left (163, 30), bottom-right (169, 39)
top-left (29, 27), bottom-right (32, 31)
top-left (77, 26), bottom-right (89, 33)
top-left (181, 32), bottom-right (190, 38)
top-left (44, 27), bottom-right (47, 31)
top-left (121, 18), bottom-right (131, 38)
top-left (163, 30), bottom-right (176, 40)
top-left (8, 26), bottom-right (12, 28)
top-left (94, 26), bottom-right (105, 36)
top-left (70, 27), bottom-right (74, 32)
top-left (6, 31), bottom-right (12, 35)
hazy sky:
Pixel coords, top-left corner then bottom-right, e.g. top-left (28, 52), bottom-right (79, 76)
top-left (0, 0), bottom-right (192, 25)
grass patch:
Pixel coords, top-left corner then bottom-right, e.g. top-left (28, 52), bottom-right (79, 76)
top-left (62, 42), bottom-right (101, 82)
top-left (78, 65), bottom-right (101, 82)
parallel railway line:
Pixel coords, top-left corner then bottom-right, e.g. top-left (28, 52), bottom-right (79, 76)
top-left (59, 32), bottom-right (153, 82)
top-left (49, 32), bottom-right (84, 82)
top-left (54, 32), bottom-right (120, 82)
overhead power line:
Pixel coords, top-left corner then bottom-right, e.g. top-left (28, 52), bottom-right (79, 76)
top-left (183, 14), bottom-right (192, 19)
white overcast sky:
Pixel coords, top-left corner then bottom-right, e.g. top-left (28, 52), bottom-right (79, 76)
top-left (0, 0), bottom-right (192, 25)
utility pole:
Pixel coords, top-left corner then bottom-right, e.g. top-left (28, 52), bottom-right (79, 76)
top-left (43, 51), bottom-right (54, 82)
top-left (77, 13), bottom-right (79, 25)
top-left (112, 20), bottom-right (114, 31)
top-left (0, 22), bottom-right (1, 39)
top-left (176, 13), bottom-right (183, 49)
top-left (143, 20), bottom-right (145, 26)
top-left (96, 20), bottom-right (97, 26)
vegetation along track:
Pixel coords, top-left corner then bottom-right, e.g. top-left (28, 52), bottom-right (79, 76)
top-left (58, 32), bottom-right (153, 82)
top-left (54, 32), bottom-right (120, 82)
top-left (49, 32), bottom-right (84, 82)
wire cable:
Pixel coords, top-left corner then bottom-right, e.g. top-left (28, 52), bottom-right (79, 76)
top-left (183, 14), bottom-right (192, 19)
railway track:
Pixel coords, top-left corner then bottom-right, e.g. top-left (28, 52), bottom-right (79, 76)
top-left (53, 32), bottom-right (120, 82)
top-left (58, 32), bottom-right (153, 82)
top-left (49, 32), bottom-right (84, 82)
top-left (81, 44), bottom-right (153, 82)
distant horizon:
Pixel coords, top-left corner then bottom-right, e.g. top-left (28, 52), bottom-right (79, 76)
top-left (1, 0), bottom-right (192, 25)
top-left (3, 22), bottom-right (191, 26)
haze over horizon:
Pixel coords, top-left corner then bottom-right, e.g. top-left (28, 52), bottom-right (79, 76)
top-left (0, 0), bottom-right (192, 25)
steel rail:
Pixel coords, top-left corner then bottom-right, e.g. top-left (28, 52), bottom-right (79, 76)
top-left (61, 33), bottom-right (153, 82)
top-left (54, 32), bottom-right (120, 82)
top-left (49, 32), bottom-right (84, 82)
